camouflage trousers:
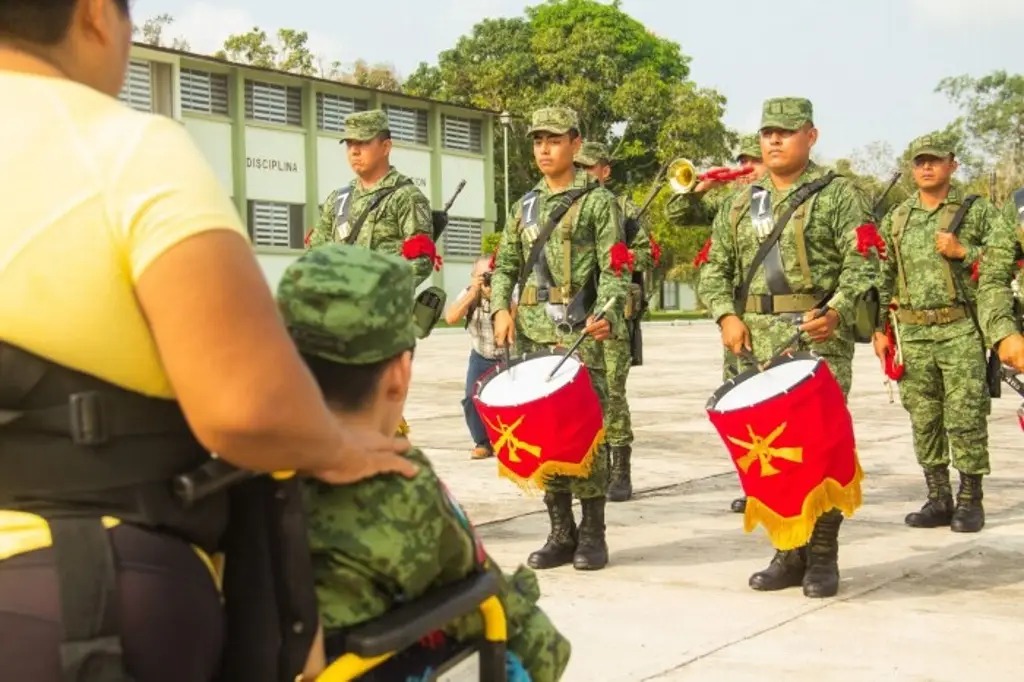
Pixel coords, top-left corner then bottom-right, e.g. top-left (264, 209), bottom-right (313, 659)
top-left (602, 336), bottom-right (633, 447)
top-left (898, 332), bottom-right (991, 475)
top-left (515, 335), bottom-right (609, 499)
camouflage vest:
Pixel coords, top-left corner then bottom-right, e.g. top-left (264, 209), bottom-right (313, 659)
top-left (888, 199), bottom-right (965, 305)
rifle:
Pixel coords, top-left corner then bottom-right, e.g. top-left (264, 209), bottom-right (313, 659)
top-left (872, 171), bottom-right (902, 222)
top-left (431, 179), bottom-right (467, 241)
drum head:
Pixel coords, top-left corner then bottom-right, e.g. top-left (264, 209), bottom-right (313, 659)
top-left (477, 350), bottom-right (581, 408)
top-left (711, 353), bottom-right (820, 413)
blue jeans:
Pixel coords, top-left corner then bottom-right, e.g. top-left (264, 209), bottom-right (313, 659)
top-left (462, 349), bottom-right (499, 447)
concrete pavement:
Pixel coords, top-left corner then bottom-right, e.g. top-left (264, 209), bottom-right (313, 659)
top-left (406, 322), bottom-right (1024, 681)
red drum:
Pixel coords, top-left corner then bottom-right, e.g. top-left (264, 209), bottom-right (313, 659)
top-left (706, 351), bottom-right (863, 550)
top-left (473, 349), bottom-right (604, 490)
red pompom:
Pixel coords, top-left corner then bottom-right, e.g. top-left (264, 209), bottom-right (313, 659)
top-left (650, 235), bottom-right (662, 267)
top-left (855, 223), bottom-right (887, 260)
top-left (971, 258), bottom-right (981, 282)
top-left (884, 317), bottom-right (904, 381)
top-left (1017, 259), bottom-right (1024, 270)
top-left (609, 242), bottom-right (635, 277)
top-left (693, 236), bottom-right (712, 269)
top-left (488, 245), bottom-right (498, 271)
top-left (303, 227), bottom-right (313, 248)
top-left (402, 234), bottom-right (443, 271)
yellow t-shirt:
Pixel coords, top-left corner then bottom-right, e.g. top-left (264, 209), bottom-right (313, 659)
top-left (0, 72), bottom-right (248, 564)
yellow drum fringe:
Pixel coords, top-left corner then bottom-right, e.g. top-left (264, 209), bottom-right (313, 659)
top-left (743, 455), bottom-right (864, 551)
top-left (497, 428), bottom-right (605, 494)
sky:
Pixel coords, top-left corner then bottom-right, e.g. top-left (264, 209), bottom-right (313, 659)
top-left (136, 0), bottom-right (1024, 166)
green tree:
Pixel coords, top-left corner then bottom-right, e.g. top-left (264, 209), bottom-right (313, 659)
top-left (133, 13), bottom-right (190, 51)
top-left (215, 27), bottom-right (314, 75)
top-left (404, 0), bottom-right (734, 243)
top-left (339, 60), bottom-right (402, 92)
top-left (937, 71), bottom-right (1024, 203)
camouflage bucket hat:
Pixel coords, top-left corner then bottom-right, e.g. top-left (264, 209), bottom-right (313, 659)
top-left (736, 134), bottom-right (762, 161)
top-left (574, 141), bottom-right (611, 167)
top-left (341, 109), bottom-right (389, 142)
top-left (760, 97), bottom-right (814, 131)
top-left (908, 132), bottom-right (956, 160)
top-left (526, 106), bottom-right (579, 137)
top-left (277, 244), bottom-right (417, 365)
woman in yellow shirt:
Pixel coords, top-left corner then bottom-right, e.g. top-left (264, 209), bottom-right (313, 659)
top-left (0, 1), bottom-right (416, 680)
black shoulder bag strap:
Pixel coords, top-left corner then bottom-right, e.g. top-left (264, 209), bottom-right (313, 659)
top-left (735, 171), bottom-right (838, 312)
top-left (343, 179), bottom-right (414, 246)
top-left (513, 186), bottom-right (596, 297)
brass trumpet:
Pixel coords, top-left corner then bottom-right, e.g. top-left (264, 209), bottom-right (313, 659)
top-left (666, 157), bottom-right (755, 194)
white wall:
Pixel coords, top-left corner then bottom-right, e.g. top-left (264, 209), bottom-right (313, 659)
top-left (439, 155), bottom-right (486, 219)
top-left (256, 252), bottom-right (300, 293)
top-left (183, 117), bottom-right (233, 195)
top-left (245, 127), bottom-right (306, 203)
top-left (316, 136), bottom-right (353, 202)
top-left (389, 147), bottom-right (432, 201)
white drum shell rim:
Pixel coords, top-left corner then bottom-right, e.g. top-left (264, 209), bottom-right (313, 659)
top-left (711, 358), bottom-right (819, 413)
top-left (478, 354), bottom-right (581, 408)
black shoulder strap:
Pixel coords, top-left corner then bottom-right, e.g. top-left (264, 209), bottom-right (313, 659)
top-left (735, 171), bottom-right (838, 310)
top-left (343, 179), bottom-right (414, 246)
top-left (946, 194), bottom-right (980, 237)
top-left (514, 186), bottom-right (596, 297)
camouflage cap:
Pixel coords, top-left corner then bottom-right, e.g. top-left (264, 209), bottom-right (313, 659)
top-left (526, 106), bottom-right (579, 137)
top-left (735, 134), bottom-right (762, 161)
top-left (760, 97), bottom-right (814, 131)
top-left (908, 131), bottom-right (956, 160)
top-left (277, 244), bottom-right (416, 365)
top-left (340, 109), bottom-right (389, 142)
top-left (574, 140), bottom-right (611, 167)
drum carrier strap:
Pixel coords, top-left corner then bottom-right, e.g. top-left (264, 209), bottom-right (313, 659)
top-left (514, 185), bottom-right (597, 305)
top-left (732, 172), bottom-right (838, 317)
top-left (333, 179), bottom-right (413, 246)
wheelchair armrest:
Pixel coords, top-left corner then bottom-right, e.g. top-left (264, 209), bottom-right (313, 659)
top-left (342, 570), bottom-right (500, 658)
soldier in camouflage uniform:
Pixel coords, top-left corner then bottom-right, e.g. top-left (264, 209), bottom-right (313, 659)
top-left (307, 109), bottom-right (439, 288)
top-left (978, 191), bottom-right (1024, 374)
top-left (307, 109), bottom-right (440, 439)
top-left (574, 140), bottom-right (654, 502)
top-left (698, 98), bottom-right (879, 599)
top-left (873, 133), bottom-right (1010, 534)
top-left (665, 133), bottom-right (765, 227)
top-left (277, 244), bottom-right (571, 682)
top-left (491, 107), bottom-right (629, 572)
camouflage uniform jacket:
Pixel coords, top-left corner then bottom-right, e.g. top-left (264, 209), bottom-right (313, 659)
top-left (879, 187), bottom-right (1009, 344)
top-left (491, 169), bottom-right (629, 359)
top-left (308, 167), bottom-right (435, 287)
top-left (698, 162), bottom-right (877, 333)
top-left (977, 195), bottom-right (1024, 346)
top-left (618, 194), bottom-right (653, 273)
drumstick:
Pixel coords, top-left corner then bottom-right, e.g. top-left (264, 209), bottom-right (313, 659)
top-left (770, 303), bottom-right (831, 360)
top-left (544, 297), bottom-right (617, 382)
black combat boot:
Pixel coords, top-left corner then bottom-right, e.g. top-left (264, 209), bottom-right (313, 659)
top-left (802, 510), bottom-right (843, 598)
top-left (730, 497), bottom-right (746, 513)
top-left (607, 445), bottom-right (633, 502)
top-left (905, 465), bottom-right (954, 528)
top-left (573, 497), bottom-right (608, 570)
top-left (527, 492), bottom-right (577, 569)
top-left (951, 472), bottom-right (985, 533)
top-left (749, 548), bottom-right (806, 591)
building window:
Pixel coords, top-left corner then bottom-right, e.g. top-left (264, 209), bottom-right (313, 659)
top-left (119, 60), bottom-right (153, 112)
top-left (180, 68), bottom-right (229, 115)
top-left (384, 104), bottom-right (428, 145)
top-left (443, 218), bottom-right (483, 258)
top-left (442, 115), bottom-right (483, 154)
top-left (317, 93), bottom-right (369, 133)
top-left (244, 80), bottom-right (302, 126)
top-left (246, 201), bottom-right (305, 249)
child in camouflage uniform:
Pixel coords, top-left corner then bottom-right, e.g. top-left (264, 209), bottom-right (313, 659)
top-left (276, 243), bottom-right (571, 681)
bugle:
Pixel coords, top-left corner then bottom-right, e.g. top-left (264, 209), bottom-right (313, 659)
top-left (667, 157), bottom-right (755, 194)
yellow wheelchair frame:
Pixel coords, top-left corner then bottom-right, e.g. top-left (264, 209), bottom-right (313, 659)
top-left (317, 571), bottom-right (509, 682)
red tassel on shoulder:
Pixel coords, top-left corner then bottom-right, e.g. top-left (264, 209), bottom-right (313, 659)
top-left (693, 236), bottom-right (712, 269)
top-left (609, 242), bottom-right (635, 277)
top-left (971, 258), bottom-right (981, 282)
top-left (488, 245), bottom-right (498, 270)
top-left (855, 223), bottom-right (887, 260)
top-left (402, 234), bottom-right (443, 271)
top-left (650, 235), bottom-right (662, 268)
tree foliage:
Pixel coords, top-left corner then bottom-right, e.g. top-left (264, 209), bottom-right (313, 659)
top-left (404, 0), bottom-right (734, 244)
top-left (133, 13), bottom-right (190, 51)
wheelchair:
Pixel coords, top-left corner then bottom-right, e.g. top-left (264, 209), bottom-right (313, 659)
top-left (318, 569), bottom-right (509, 681)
